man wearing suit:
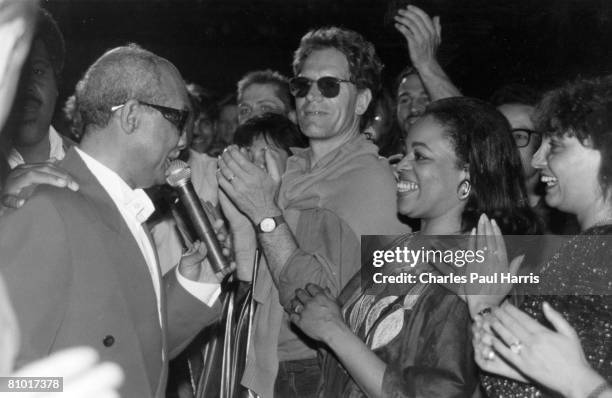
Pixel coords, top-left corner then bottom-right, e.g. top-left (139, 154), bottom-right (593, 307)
top-left (0, 44), bottom-right (222, 397)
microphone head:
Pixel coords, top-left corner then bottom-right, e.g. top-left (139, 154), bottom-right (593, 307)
top-left (165, 159), bottom-right (192, 187)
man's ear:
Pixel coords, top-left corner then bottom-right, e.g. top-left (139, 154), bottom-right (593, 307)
top-left (355, 88), bottom-right (372, 116)
top-left (118, 99), bottom-right (140, 134)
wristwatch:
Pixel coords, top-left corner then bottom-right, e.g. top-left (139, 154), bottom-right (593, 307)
top-left (258, 215), bottom-right (285, 233)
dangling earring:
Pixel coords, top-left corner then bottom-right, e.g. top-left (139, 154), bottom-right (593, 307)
top-left (457, 179), bottom-right (471, 200)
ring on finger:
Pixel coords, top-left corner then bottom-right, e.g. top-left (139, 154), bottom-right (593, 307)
top-left (293, 304), bottom-right (304, 314)
top-left (510, 341), bottom-right (523, 355)
top-left (228, 174), bottom-right (235, 182)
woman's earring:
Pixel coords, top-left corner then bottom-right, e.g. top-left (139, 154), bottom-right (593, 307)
top-left (457, 179), bottom-right (471, 200)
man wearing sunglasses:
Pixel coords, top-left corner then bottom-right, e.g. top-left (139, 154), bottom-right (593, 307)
top-left (0, 44), bottom-right (224, 398)
top-left (219, 27), bottom-right (409, 398)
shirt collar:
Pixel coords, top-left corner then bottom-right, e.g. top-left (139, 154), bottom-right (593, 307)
top-left (288, 133), bottom-right (369, 172)
top-left (75, 147), bottom-right (154, 223)
top-left (48, 126), bottom-right (66, 161)
top-left (7, 126), bottom-right (66, 169)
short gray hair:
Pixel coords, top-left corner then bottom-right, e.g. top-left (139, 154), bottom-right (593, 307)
top-left (74, 43), bottom-right (170, 131)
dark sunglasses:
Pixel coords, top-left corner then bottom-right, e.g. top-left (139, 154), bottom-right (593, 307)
top-left (289, 76), bottom-right (353, 98)
top-left (511, 128), bottom-right (541, 148)
top-left (111, 101), bottom-right (190, 132)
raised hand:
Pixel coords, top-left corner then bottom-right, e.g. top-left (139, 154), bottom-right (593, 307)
top-left (217, 145), bottom-right (281, 224)
top-left (465, 213), bottom-right (523, 318)
top-left (394, 5), bottom-right (441, 69)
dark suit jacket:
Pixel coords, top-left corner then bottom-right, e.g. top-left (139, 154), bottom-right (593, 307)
top-left (0, 148), bottom-right (221, 397)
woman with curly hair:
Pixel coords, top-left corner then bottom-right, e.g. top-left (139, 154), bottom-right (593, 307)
top-left (474, 76), bottom-right (612, 397)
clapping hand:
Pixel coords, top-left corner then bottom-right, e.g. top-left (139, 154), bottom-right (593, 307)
top-left (472, 309), bottom-right (528, 383)
top-left (217, 145), bottom-right (281, 224)
top-left (474, 302), bottom-right (601, 397)
top-left (464, 213), bottom-right (524, 318)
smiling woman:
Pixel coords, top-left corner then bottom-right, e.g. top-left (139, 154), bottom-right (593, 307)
top-left (477, 76), bottom-right (612, 397)
top-left (288, 97), bottom-right (538, 398)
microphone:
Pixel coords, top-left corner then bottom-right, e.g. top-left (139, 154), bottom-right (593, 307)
top-left (166, 159), bottom-right (231, 275)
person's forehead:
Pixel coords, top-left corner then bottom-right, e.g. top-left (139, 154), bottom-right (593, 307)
top-left (241, 83), bottom-right (283, 104)
top-left (220, 104), bottom-right (238, 119)
top-left (398, 74), bottom-right (426, 96)
top-left (250, 134), bottom-right (269, 147)
top-left (299, 47), bottom-right (350, 78)
top-left (28, 38), bottom-right (52, 65)
top-left (408, 115), bottom-right (441, 141)
top-left (407, 117), bottom-right (456, 155)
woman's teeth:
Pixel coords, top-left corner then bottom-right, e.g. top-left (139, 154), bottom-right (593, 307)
top-left (397, 181), bottom-right (419, 192)
top-left (541, 175), bottom-right (558, 186)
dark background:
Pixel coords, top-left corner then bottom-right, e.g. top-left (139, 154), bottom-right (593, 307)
top-left (44, 0), bottom-right (612, 104)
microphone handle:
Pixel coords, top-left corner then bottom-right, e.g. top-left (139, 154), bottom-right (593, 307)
top-left (177, 182), bottom-right (230, 275)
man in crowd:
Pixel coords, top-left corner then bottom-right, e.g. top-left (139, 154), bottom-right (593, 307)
top-left (4, 8), bottom-right (70, 167)
top-left (187, 82), bottom-right (218, 155)
top-left (0, 44), bottom-right (223, 397)
top-left (393, 5), bottom-right (460, 134)
top-left (214, 94), bottom-right (239, 147)
top-left (237, 69), bottom-right (295, 125)
top-left (491, 84), bottom-right (543, 208)
top-left (218, 27), bottom-right (409, 397)
top-left (0, 8), bottom-right (78, 213)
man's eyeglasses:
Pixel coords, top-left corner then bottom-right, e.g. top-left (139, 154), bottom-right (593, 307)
top-left (111, 101), bottom-right (190, 132)
top-left (289, 76), bottom-right (354, 98)
top-left (511, 128), bottom-right (541, 148)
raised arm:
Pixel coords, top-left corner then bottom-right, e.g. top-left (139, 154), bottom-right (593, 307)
top-left (394, 5), bottom-right (461, 100)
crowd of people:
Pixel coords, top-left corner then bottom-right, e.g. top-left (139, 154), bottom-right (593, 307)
top-left (0, 1), bottom-right (611, 398)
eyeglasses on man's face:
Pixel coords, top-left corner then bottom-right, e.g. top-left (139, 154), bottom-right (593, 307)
top-left (111, 101), bottom-right (190, 133)
top-left (511, 128), bottom-right (541, 148)
top-left (289, 76), bottom-right (354, 98)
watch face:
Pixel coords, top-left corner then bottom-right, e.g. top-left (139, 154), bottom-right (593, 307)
top-left (260, 218), bottom-right (276, 232)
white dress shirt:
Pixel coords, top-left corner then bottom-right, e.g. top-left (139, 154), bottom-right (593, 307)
top-left (75, 148), bottom-right (221, 326)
